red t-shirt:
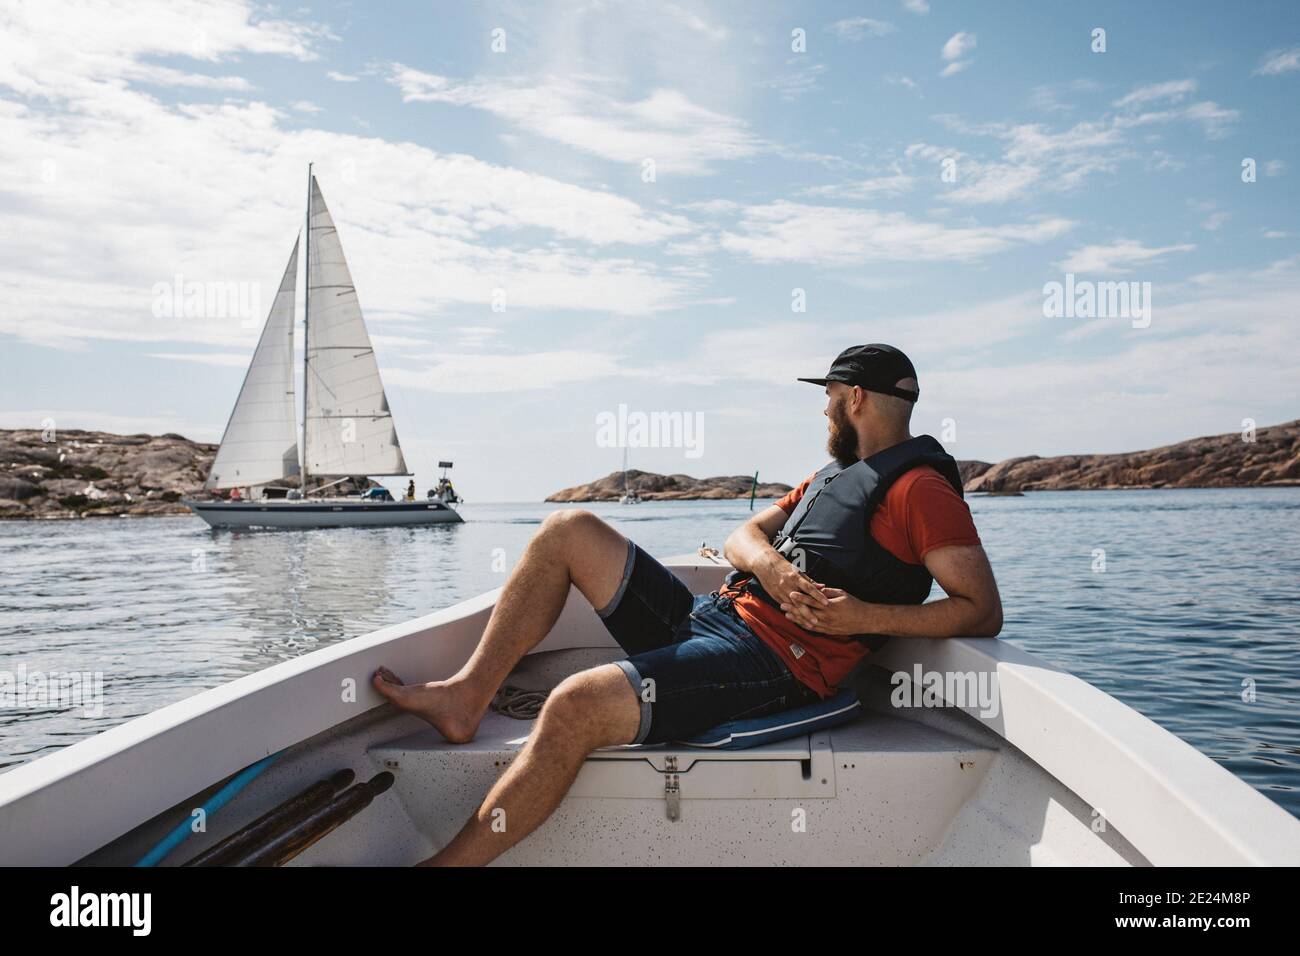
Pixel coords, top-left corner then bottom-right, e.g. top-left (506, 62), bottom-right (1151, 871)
top-left (722, 464), bottom-right (982, 698)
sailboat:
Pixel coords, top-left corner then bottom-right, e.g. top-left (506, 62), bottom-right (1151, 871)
top-left (618, 447), bottom-right (641, 505)
top-left (184, 167), bottom-right (462, 529)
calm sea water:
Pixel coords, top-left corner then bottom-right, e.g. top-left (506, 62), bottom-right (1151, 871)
top-left (2, 490), bottom-right (1298, 819)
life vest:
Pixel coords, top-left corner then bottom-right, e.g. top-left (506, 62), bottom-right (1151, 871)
top-left (726, 435), bottom-right (964, 649)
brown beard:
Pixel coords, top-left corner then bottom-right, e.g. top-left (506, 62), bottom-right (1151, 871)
top-left (826, 397), bottom-right (859, 466)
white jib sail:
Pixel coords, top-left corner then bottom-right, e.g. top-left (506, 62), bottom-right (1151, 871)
top-left (303, 178), bottom-right (409, 478)
top-left (204, 238), bottom-right (301, 490)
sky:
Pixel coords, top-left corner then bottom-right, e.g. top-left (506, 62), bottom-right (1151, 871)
top-left (0, 0), bottom-right (1297, 501)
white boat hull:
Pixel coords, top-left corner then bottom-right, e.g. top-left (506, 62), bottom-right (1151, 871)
top-left (2, 555), bottom-right (1298, 867)
top-left (183, 498), bottom-right (464, 528)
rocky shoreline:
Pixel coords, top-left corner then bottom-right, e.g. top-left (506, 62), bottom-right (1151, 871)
top-left (0, 430), bottom-right (215, 519)
top-left (960, 419), bottom-right (1299, 493)
top-left (2, 419), bottom-right (1296, 519)
top-left (551, 420), bottom-right (1300, 501)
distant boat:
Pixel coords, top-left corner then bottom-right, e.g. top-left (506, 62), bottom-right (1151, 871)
top-left (184, 167), bottom-right (462, 529)
top-left (618, 447), bottom-right (641, 505)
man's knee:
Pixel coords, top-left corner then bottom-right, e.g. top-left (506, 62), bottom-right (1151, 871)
top-left (537, 510), bottom-right (627, 591)
top-left (536, 665), bottom-right (639, 749)
top-left (538, 508), bottom-right (605, 550)
top-left (540, 668), bottom-right (613, 726)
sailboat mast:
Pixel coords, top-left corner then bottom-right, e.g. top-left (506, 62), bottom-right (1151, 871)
top-left (301, 162), bottom-right (312, 491)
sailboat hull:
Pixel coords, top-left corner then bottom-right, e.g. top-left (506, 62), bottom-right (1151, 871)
top-left (183, 499), bottom-right (464, 529)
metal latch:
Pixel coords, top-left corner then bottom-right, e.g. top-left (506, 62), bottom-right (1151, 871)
top-left (664, 755), bottom-right (680, 820)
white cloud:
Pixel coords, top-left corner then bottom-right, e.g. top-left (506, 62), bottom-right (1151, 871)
top-left (662, 4), bottom-right (730, 42)
top-left (389, 66), bottom-right (762, 175)
top-left (1111, 87), bottom-right (1239, 139)
top-left (1264, 159), bottom-right (1286, 176)
top-left (903, 0), bottom-right (930, 14)
top-left (1029, 85), bottom-right (1071, 113)
top-left (1178, 100), bottom-right (1239, 139)
top-left (0, 0), bottom-right (325, 104)
top-left (941, 31), bottom-right (976, 61)
top-left (915, 82), bottom-right (1243, 204)
top-left (677, 199), bottom-right (744, 216)
top-left (1055, 239), bottom-right (1196, 273)
top-left (1254, 46), bottom-right (1300, 75)
top-left (886, 75), bottom-right (920, 94)
top-left (719, 201), bottom-right (1073, 266)
top-left (0, 5), bottom-right (713, 350)
top-left (1105, 81), bottom-right (1236, 139)
top-left (326, 70), bottom-right (359, 82)
top-left (765, 60), bottom-right (828, 101)
top-left (946, 163), bottom-right (1043, 204)
top-left (907, 117), bottom-right (1123, 205)
top-left (882, 292), bottom-right (1046, 354)
top-left (1112, 79), bottom-right (1197, 109)
top-left (1147, 151), bottom-right (1186, 172)
top-left (147, 352), bottom-right (251, 367)
top-left (451, 326), bottom-right (503, 348)
top-left (801, 170), bottom-right (915, 200)
top-left (383, 350), bottom-right (628, 393)
top-left (1201, 211), bottom-right (1230, 231)
top-left (939, 34), bottom-right (976, 78)
top-left (830, 17), bottom-right (897, 41)
top-left (1001, 119), bottom-right (1123, 162)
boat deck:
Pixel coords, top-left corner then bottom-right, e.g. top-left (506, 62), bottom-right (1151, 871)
top-left (74, 647), bottom-right (1150, 866)
top-left (356, 683), bottom-right (1143, 865)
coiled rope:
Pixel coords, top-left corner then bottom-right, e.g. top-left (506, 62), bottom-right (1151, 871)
top-left (490, 684), bottom-right (549, 720)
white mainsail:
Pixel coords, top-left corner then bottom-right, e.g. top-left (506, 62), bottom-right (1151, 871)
top-left (303, 177), bottom-right (409, 479)
top-left (204, 238), bottom-right (301, 490)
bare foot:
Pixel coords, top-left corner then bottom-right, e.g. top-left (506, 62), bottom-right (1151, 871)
top-left (371, 667), bottom-right (481, 743)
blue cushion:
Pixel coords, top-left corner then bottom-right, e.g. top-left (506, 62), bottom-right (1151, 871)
top-left (672, 689), bottom-right (861, 750)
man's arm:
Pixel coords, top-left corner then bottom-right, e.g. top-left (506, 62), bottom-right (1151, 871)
top-left (724, 505), bottom-right (830, 610)
top-left (781, 543), bottom-right (1003, 638)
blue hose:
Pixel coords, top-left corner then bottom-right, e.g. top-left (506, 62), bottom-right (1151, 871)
top-left (133, 751), bottom-right (282, 867)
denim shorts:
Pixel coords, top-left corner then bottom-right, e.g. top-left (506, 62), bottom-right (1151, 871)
top-left (596, 541), bottom-right (820, 745)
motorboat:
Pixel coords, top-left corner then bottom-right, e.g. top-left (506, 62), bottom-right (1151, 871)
top-left (2, 553), bottom-right (1297, 866)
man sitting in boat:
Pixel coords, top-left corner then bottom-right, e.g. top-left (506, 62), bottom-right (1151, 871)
top-left (373, 343), bottom-right (1003, 866)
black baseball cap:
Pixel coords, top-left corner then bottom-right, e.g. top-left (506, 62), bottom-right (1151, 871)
top-left (797, 344), bottom-right (919, 402)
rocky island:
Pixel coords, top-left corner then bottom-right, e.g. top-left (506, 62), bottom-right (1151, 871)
top-left (547, 470), bottom-right (793, 502)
